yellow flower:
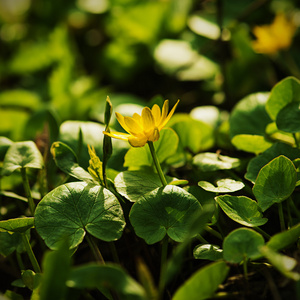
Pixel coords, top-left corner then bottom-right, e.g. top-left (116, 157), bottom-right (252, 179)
top-left (252, 13), bottom-right (296, 54)
top-left (104, 100), bottom-right (179, 147)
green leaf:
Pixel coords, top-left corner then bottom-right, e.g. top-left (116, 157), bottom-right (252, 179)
top-left (2, 141), bottom-right (44, 175)
top-left (169, 114), bottom-right (214, 153)
top-left (276, 102), bottom-right (300, 133)
top-left (129, 185), bottom-right (202, 244)
top-left (35, 182), bottom-right (126, 249)
top-left (229, 92), bottom-right (271, 138)
top-left (173, 261), bottom-right (229, 300)
top-left (231, 134), bottom-right (273, 154)
top-left (216, 195), bottom-right (268, 227)
top-left (266, 223), bottom-right (300, 251)
top-left (124, 128), bottom-right (178, 169)
top-left (114, 170), bottom-right (176, 202)
top-left (0, 136), bottom-right (13, 160)
top-left (193, 244), bottom-right (223, 261)
top-left (245, 143), bottom-right (300, 183)
top-left (39, 240), bottom-right (72, 300)
top-left (67, 263), bottom-right (146, 300)
top-left (21, 270), bottom-right (41, 292)
top-left (198, 179), bottom-right (244, 193)
top-left (223, 228), bottom-right (264, 263)
top-left (50, 141), bottom-right (95, 184)
top-left (260, 246), bottom-right (300, 281)
top-left (253, 156), bottom-right (297, 211)
top-left (193, 152), bottom-right (240, 172)
top-left (266, 76), bottom-right (300, 121)
top-left (0, 217), bottom-right (34, 233)
top-left (0, 232), bottom-right (23, 257)
top-left (87, 144), bottom-right (104, 185)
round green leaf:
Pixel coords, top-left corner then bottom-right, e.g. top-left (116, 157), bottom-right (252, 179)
top-left (193, 152), bottom-right (240, 172)
top-left (35, 182), bottom-right (126, 249)
top-left (198, 179), bottom-right (244, 193)
top-left (0, 136), bottom-right (13, 160)
top-left (276, 102), bottom-right (300, 133)
top-left (245, 143), bottom-right (300, 183)
top-left (223, 228), bottom-right (264, 263)
top-left (2, 141), bottom-right (44, 176)
top-left (129, 185), bottom-right (202, 244)
top-left (193, 244), bottom-right (223, 261)
top-left (253, 155), bottom-right (297, 212)
top-left (67, 264), bottom-right (146, 300)
top-left (173, 261), bottom-right (229, 300)
top-left (124, 128), bottom-right (178, 169)
top-left (229, 92), bottom-right (271, 138)
top-left (231, 134), bottom-right (273, 154)
top-left (266, 76), bottom-right (300, 121)
top-left (114, 170), bottom-right (176, 202)
top-left (215, 195), bottom-right (267, 227)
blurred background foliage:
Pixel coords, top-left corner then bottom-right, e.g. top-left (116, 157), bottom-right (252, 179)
top-left (0, 0), bottom-right (300, 142)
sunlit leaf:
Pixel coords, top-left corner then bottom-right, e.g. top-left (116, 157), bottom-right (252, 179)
top-left (276, 102), bottom-right (300, 133)
top-left (129, 185), bottom-right (202, 244)
top-left (193, 244), bottom-right (223, 261)
top-left (35, 182), bottom-right (125, 249)
top-left (198, 179), bottom-right (244, 193)
top-left (253, 155), bottom-right (297, 211)
top-left (216, 195), bottom-right (267, 227)
top-left (0, 217), bottom-right (34, 233)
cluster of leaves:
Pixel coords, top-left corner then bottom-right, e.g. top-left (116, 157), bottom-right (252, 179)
top-left (1, 76), bottom-right (300, 299)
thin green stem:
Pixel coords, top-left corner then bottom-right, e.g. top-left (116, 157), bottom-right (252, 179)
top-left (278, 203), bottom-right (286, 231)
top-left (21, 233), bottom-right (41, 273)
top-left (148, 141), bottom-right (167, 187)
top-left (243, 256), bottom-right (248, 281)
top-left (254, 227), bottom-right (271, 240)
top-left (205, 226), bottom-right (223, 240)
top-left (16, 252), bottom-right (25, 271)
top-left (293, 133), bottom-right (299, 148)
top-left (109, 242), bottom-right (120, 264)
top-left (20, 168), bottom-right (35, 215)
top-left (288, 196), bottom-right (300, 219)
top-left (197, 234), bottom-right (209, 244)
top-left (86, 235), bottom-right (105, 264)
top-left (158, 236), bottom-right (169, 299)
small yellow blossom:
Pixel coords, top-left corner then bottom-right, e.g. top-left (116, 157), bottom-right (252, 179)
top-left (252, 13), bottom-right (296, 54)
top-left (104, 100), bottom-right (179, 147)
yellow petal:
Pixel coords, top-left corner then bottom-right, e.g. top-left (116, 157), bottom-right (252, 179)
top-left (103, 131), bottom-right (131, 141)
top-left (159, 99), bottom-right (179, 129)
top-left (148, 127), bottom-right (160, 142)
top-left (142, 107), bottom-right (155, 130)
top-left (160, 100), bottom-right (169, 125)
top-left (132, 113), bottom-right (142, 124)
top-left (128, 135), bottom-right (148, 147)
top-left (151, 104), bottom-right (161, 125)
top-left (115, 112), bottom-right (131, 133)
top-left (124, 116), bottom-right (143, 136)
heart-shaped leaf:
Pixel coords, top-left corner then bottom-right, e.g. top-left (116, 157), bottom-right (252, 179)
top-left (2, 141), bottom-right (44, 176)
top-left (215, 195), bottom-right (267, 227)
top-left (129, 185), bottom-right (202, 244)
top-left (0, 217), bottom-right (34, 233)
top-left (114, 170), bottom-right (176, 202)
top-left (245, 143), bottom-right (300, 183)
top-left (35, 182), bottom-right (126, 249)
top-left (193, 152), bottom-right (240, 172)
top-left (253, 155), bottom-right (297, 211)
top-left (0, 137), bottom-right (13, 160)
top-left (223, 228), bottom-right (264, 263)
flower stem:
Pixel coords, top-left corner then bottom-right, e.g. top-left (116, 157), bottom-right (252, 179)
top-left (148, 141), bottom-right (167, 187)
top-left (293, 133), bottom-right (299, 148)
top-left (253, 226), bottom-right (271, 240)
top-left (20, 168), bottom-right (35, 216)
top-left (86, 235), bottom-right (105, 264)
top-left (21, 233), bottom-right (41, 273)
top-left (158, 236), bottom-right (168, 299)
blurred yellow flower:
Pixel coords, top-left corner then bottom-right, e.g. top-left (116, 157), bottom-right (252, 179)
top-left (104, 100), bottom-right (179, 147)
top-left (252, 13), bottom-right (296, 54)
